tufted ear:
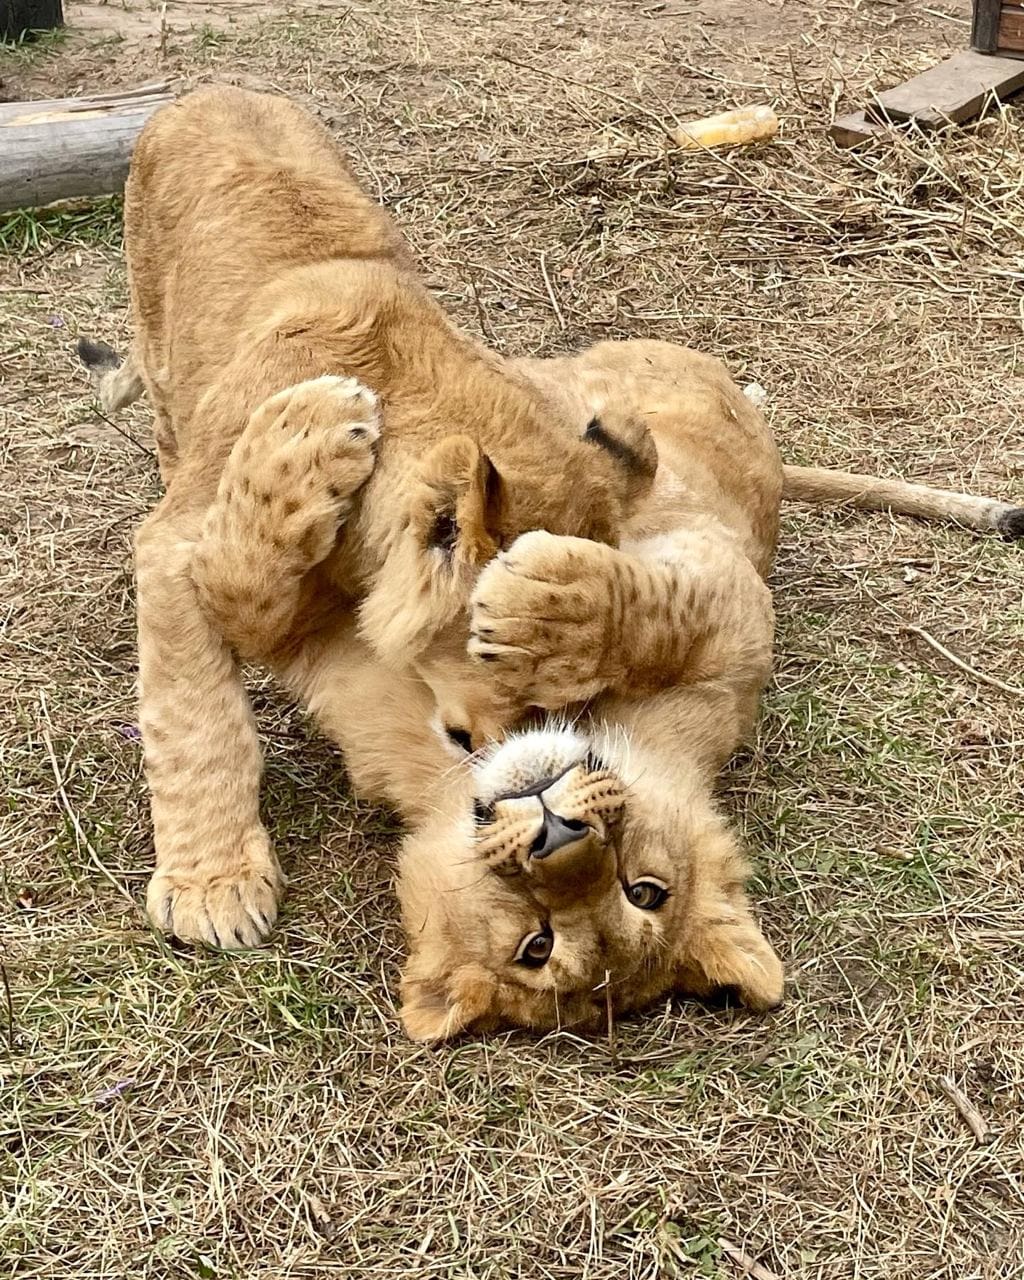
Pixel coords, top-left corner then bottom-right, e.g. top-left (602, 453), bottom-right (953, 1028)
top-left (414, 435), bottom-right (505, 567)
top-left (399, 961), bottom-right (498, 1042)
top-left (581, 412), bottom-right (658, 509)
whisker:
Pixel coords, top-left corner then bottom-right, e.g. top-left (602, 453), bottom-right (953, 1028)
top-left (621, 761), bottom-right (650, 792)
top-left (442, 868), bottom-right (495, 894)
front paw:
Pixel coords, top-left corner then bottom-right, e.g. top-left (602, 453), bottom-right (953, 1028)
top-left (146, 829), bottom-right (286, 948)
top-left (468, 530), bottom-right (622, 707)
top-left (222, 375), bottom-right (381, 564)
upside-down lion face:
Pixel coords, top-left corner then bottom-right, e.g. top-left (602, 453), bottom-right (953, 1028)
top-left (397, 723), bottom-right (784, 1042)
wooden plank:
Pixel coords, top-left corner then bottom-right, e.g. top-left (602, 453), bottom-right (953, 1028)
top-left (999, 8), bottom-right (1024, 50)
top-left (829, 110), bottom-right (888, 148)
top-left (973, 0), bottom-right (1003, 51)
top-left (0, 85), bottom-right (172, 214)
top-left (866, 48), bottom-right (1024, 127)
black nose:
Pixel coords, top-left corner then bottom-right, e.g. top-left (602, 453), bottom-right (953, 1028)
top-left (530, 810), bottom-right (589, 859)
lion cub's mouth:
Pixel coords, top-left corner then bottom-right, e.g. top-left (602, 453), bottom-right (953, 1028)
top-left (471, 725), bottom-right (598, 808)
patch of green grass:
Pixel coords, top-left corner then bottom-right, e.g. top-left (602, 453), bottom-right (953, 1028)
top-left (196, 22), bottom-right (228, 49)
top-left (605, 1199), bottom-right (728, 1278)
top-left (0, 198), bottom-right (123, 256)
top-left (0, 24), bottom-right (67, 64)
top-left (659, 1222), bottom-right (725, 1279)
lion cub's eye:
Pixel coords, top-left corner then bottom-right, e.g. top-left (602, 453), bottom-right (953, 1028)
top-left (446, 726), bottom-right (472, 753)
top-left (625, 880), bottom-right (669, 911)
top-left (514, 927), bottom-right (554, 968)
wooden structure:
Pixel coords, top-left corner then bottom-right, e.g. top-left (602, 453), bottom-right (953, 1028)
top-left (0, 84), bottom-right (172, 214)
top-left (1, 0), bottom-right (63, 42)
top-left (831, 0), bottom-right (1024, 146)
top-left (972, 0), bottom-right (1024, 59)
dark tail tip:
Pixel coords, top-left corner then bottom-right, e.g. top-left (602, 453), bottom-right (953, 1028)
top-left (996, 507), bottom-right (1024, 541)
top-left (77, 336), bottom-right (122, 373)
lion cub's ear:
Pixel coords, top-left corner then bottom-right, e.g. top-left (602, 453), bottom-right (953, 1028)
top-left (582, 412), bottom-right (658, 509)
top-left (671, 824), bottom-right (784, 1013)
top-left (414, 435), bottom-right (505, 567)
top-left (399, 961), bottom-right (497, 1042)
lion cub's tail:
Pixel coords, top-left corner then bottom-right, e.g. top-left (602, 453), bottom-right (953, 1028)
top-left (77, 338), bottom-right (146, 414)
top-left (782, 465), bottom-right (1024, 540)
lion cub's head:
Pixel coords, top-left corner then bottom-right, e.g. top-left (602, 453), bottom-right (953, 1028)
top-left (397, 722), bottom-right (783, 1041)
top-left (349, 330), bottom-right (659, 743)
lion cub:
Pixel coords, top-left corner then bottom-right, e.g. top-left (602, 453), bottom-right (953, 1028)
top-left (312, 339), bottom-right (1020, 1040)
top-left (85, 86), bottom-right (650, 948)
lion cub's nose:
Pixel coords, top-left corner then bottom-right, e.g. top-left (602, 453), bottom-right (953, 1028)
top-left (530, 810), bottom-right (590, 859)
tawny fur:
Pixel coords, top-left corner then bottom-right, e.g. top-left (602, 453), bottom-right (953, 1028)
top-left (393, 341), bottom-right (786, 1039)
top-left (107, 86), bottom-right (649, 948)
top-left (87, 86), bottom-right (1021, 1035)
top-left (390, 347), bottom-right (1019, 1041)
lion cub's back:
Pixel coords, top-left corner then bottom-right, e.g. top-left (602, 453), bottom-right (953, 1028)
top-left (127, 86), bottom-right (406, 270)
top-left (124, 87), bottom-right (412, 429)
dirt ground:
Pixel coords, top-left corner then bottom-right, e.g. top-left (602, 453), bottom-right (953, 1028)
top-left (2, 2), bottom-right (1023, 1277)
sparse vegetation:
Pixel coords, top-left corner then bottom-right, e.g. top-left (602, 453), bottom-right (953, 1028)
top-left (0, 24), bottom-right (67, 64)
top-left (1, 3), bottom-right (1022, 1278)
top-left (0, 198), bottom-right (123, 254)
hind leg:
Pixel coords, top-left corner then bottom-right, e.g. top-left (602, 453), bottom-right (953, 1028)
top-left (192, 376), bottom-right (380, 657)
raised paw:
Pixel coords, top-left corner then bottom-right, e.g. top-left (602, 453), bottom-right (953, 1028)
top-left (468, 530), bottom-right (623, 707)
top-left (221, 375), bottom-right (381, 565)
top-left (146, 829), bottom-right (286, 949)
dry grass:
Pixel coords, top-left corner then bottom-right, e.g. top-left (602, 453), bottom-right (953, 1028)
top-left (2, 2), bottom-right (1023, 1277)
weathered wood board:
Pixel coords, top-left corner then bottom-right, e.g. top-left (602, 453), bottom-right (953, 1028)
top-left (866, 49), bottom-right (1024, 127)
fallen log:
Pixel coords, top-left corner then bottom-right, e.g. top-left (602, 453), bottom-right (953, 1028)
top-left (0, 83), bottom-right (173, 214)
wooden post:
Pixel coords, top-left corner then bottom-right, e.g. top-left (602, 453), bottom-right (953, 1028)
top-left (0, 84), bottom-right (172, 213)
top-left (971, 0), bottom-right (1001, 53)
top-left (1, 0), bottom-right (64, 42)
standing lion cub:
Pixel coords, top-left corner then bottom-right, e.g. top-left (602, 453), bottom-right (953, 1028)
top-left (83, 86), bottom-right (653, 948)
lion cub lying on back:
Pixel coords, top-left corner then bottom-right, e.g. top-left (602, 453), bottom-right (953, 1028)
top-left (278, 340), bottom-right (1021, 1040)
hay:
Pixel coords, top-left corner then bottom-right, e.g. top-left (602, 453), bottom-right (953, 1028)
top-left (2, 2), bottom-right (1022, 1276)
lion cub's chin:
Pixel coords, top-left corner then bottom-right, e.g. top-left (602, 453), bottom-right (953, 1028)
top-left (396, 723), bottom-right (783, 1043)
